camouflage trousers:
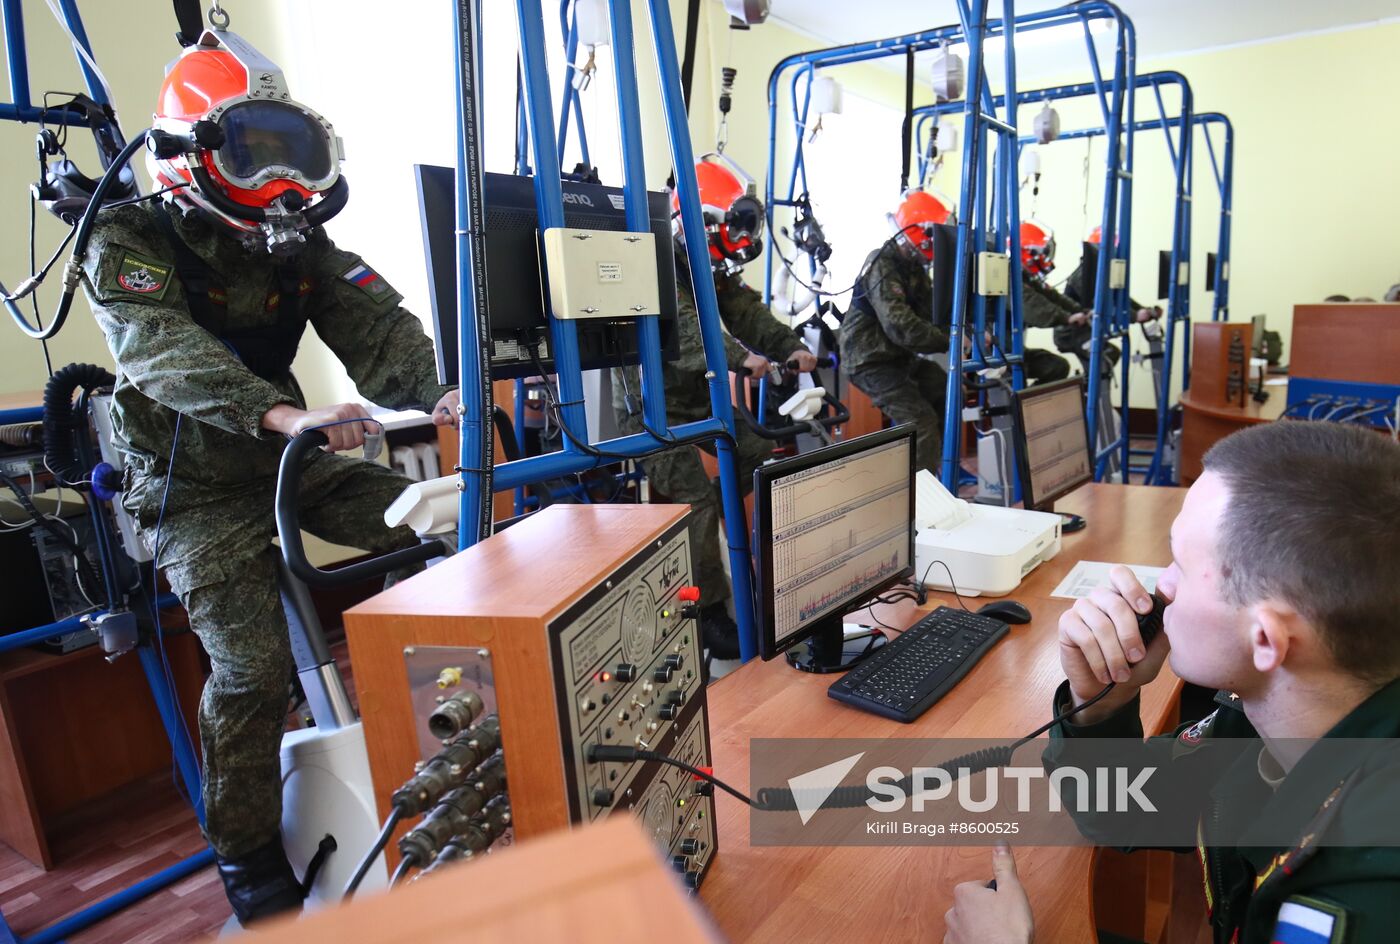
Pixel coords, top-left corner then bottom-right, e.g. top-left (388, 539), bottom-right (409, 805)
top-left (619, 411), bottom-right (772, 610)
top-left (848, 359), bottom-right (948, 474)
top-left (126, 452), bottom-right (421, 859)
top-left (1024, 347), bottom-right (1071, 386)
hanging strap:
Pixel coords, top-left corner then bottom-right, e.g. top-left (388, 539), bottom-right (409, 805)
top-left (899, 49), bottom-right (914, 192)
top-left (681, 0), bottom-right (701, 114)
top-left (172, 0), bottom-right (204, 47)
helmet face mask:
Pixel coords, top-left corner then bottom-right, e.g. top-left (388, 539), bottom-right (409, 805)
top-left (674, 152), bottom-right (764, 273)
top-left (148, 28), bottom-right (345, 254)
top-left (1019, 219), bottom-right (1055, 278)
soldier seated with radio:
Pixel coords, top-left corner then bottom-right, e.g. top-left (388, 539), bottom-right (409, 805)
top-left (944, 421), bottom-right (1400, 944)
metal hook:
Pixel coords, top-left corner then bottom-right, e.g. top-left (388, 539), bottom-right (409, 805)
top-left (208, 2), bottom-right (229, 29)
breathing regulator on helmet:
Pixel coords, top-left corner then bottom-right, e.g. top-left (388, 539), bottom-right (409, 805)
top-left (673, 152), bottom-right (765, 274)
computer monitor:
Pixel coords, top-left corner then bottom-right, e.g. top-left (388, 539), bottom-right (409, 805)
top-left (1010, 376), bottom-right (1092, 515)
top-left (752, 425), bottom-right (917, 673)
top-left (928, 222), bottom-right (959, 327)
top-left (1078, 241), bottom-right (1099, 306)
top-left (414, 165), bottom-right (680, 383)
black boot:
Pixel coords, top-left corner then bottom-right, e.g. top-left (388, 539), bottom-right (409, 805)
top-left (215, 838), bottom-right (305, 926)
top-left (700, 604), bottom-right (741, 661)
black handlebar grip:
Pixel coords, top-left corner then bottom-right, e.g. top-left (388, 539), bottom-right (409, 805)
top-left (275, 429), bottom-right (441, 588)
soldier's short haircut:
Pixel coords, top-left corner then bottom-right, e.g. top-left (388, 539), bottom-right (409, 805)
top-left (1203, 422), bottom-right (1400, 684)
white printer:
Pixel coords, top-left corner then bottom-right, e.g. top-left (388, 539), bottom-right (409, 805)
top-left (913, 470), bottom-right (1062, 597)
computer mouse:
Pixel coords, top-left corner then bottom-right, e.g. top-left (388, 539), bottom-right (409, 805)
top-left (977, 599), bottom-right (1032, 625)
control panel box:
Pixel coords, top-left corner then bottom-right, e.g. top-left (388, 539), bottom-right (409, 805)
top-left (345, 504), bottom-right (716, 886)
top-left (541, 227), bottom-right (661, 321)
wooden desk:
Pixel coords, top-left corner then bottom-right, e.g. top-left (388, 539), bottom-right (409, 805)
top-left (251, 817), bottom-right (719, 944)
top-left (1179, 386), bottom-right (1287, 484)
top-left (699, 483), bottom-right (1187, 943)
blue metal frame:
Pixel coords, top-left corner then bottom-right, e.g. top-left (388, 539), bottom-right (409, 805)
top-left (0, 4), bottom-right (221, 939)
top-left (914, 70), bottom-right (1197, 485)
top-left (1, 0), bottom-right (112, 124)
top-left (555, 0), bottom-right (593, 172)
top-left (763, 2), bottom-right (1136, 491)
top-left (458, 0), bottom-right (758, 658)
top-left (1197, 113), bottom-right (1234, 322)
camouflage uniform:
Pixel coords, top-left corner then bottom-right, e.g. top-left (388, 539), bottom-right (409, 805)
top-left (1053, 260), bottom-right (1145, 376)
top-left (80, 202), bottom-right (452, 860)
top-left (1017, 273), bottom-right (1075, 385)
top-left (613, 255), bottom-right (806, 609)
top-left (840, 242), bottom-right (950, 473)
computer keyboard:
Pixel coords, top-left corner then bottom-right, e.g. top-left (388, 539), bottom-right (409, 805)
top-left (828, 606), bottom-right (1011, 723)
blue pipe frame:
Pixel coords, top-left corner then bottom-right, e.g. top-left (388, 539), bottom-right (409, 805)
top-left (1, 0), bottom-right (112, 124)
top-left (1, 5), bottom-right (219, 939)
top-left (913, 70), bottom-right (1198, 485)
top-left (458, 0), bottom-right (758, 658)
top-left (762, 2), bottom-right (1136, 491)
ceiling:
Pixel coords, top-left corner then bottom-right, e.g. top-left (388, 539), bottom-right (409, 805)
top-left (767, 0), bottom-right (1400, 78)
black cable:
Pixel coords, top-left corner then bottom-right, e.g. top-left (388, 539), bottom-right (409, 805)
top-left (388, 855), bottom-right (414, 889)
top-left (149, 413), bottom-right (201, 806)
top-left (28, 200), bottom-right (54, 378)
top-left (917, 558), bottom-right (971, 611)
top-left (344, 807), bottom-right (404, 899)
top-left (527, 342), bottom-right (735, 461)
top-left (771, 230), bottom-right (903, 302)
top-left (595, 673), bottom-right (1129, 813)
top-left (0, 468), bottom-right (102, 594)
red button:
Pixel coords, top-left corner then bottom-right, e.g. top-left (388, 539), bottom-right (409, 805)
top-left (690, 765), bottom-right (713, 782)
top-left (678, 586), bottom-right (701, 603)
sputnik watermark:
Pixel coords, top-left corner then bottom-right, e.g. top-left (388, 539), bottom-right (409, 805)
top-left (865, 764), bottom-right (1157, 814)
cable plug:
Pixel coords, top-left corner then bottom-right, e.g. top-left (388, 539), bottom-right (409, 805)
top-left (624, 393), bottom-right (641, 417)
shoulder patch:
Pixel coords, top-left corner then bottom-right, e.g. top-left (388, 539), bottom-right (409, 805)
top-left (340, 262), bottom-right (390, 298)
top-left (1271, 895), bottom-right (1345, 944)
top-left (112, 251), bottom-right (173, 300)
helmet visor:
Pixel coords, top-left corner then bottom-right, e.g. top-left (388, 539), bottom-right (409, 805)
top-left (725, 195), bottom-right (764, 243)
top-left (217, 101), bottom-right (333, 184)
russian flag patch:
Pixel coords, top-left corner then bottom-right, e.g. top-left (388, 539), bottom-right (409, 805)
top-left (1272, 898), bottom-right (1343, 944)
top-left (341, 262), bottom-right (388, 295)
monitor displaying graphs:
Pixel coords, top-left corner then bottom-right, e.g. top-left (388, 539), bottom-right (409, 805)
top-left (766, 434), bottom-right (913, 645)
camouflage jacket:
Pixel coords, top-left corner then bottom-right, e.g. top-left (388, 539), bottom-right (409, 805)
top-left (1021, 271), bottom-right (1081, 329)
top-left (614, 255), bottom-right (806, 424)
top-left (840, 242), bottom-right (949, 375)
top-left (1055, 261), bottom-right (1146, 353)
top-left (79, 202), bottom-right (451, 489)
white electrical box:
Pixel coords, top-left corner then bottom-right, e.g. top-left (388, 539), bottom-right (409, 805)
top-left (541, 228), bottom-right (660, 321)
top-left (976, 252), bottom-right (1010, 296)
top-left (1177, 261), bottom-right (1189, 286)
top-left (1221, 261), bottom-right (1230, 281)
top-left (1109, 258), bottom-right (1128, 290)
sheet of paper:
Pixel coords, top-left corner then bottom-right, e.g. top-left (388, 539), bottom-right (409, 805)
top-left (1051, 560), bottom-right (1165, 600)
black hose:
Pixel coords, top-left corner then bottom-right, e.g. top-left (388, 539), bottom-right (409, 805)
top-left (43, 363), bottom-right (115, 486)
top-left (343, 807), bottom-right (403, 899)
top-left (3, 130), bottom-right (151, 341)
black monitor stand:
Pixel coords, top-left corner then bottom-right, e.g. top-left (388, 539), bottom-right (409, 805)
top-left (1057, 510), bottom-right (1087, 534)
top-left (785, 610), bottom-right (890, 674)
